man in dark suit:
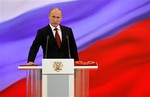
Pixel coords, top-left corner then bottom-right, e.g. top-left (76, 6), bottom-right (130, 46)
top-left (27, 8), bottom-right (78, 65)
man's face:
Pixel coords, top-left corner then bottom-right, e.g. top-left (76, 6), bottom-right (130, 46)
top-left (48, 9), bottom-right (62, 27)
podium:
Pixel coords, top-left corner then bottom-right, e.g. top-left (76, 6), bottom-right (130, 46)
top-left (18, 59), bottom-right (98, 97)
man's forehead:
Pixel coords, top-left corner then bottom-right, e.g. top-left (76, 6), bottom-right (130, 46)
top-left (50, 13), bottom-right (62, 17)
top-left (50, 11), bottom-right (61, 14)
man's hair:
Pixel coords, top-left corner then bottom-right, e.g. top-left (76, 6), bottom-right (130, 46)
top-left (49, 8), bottom-right (63, 16)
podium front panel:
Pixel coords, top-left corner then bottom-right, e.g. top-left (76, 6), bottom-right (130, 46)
top-left (42, 59), bottom-right (74, 97)
top-left (42, 74), bottom-right (74, 97)
top-left (42, 59), bottom-right (74, 74)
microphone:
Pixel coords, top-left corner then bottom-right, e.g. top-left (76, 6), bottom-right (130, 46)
top-left (45, 35), bottom-right (49, 58)
top-left (66, 35), bottom-right (71, 58)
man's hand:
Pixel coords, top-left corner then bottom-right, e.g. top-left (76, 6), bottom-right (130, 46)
top-left (26, 62), bottom-right (36, 65)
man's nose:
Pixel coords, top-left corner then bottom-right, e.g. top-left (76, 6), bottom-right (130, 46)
top-left (54, 18), bottom-right (57, 21)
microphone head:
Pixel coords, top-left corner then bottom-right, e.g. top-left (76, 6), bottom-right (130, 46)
top-left (47, 35), bottom-right (50, 39)
top-left (66, 35), bottom-right (69, 39)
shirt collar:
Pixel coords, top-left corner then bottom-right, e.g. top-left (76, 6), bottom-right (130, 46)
top-left (49, 24), bottom-right (61, 31)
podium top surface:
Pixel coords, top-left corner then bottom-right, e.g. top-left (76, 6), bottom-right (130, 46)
top-left (18, 61), bottom-right (98, 70)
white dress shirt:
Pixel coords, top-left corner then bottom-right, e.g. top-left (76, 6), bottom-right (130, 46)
top-left (49, 24), bottom-right (62, 41)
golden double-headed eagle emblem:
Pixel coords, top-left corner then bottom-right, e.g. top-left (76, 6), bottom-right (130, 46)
top-left (53, 62), bottom-right (63, 72)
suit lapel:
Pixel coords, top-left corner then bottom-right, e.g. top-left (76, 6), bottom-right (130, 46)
top-left (46, 25), bottom-right (54, 39)
top-left (60, 26), bottom-right (67, 46)
top-left (45, 25), bottom-right (58, 47)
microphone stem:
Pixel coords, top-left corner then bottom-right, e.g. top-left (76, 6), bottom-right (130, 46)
top-left (45, 36), bottom-right (49, 58)
top-left (66, 35), bottom-right (71, 58)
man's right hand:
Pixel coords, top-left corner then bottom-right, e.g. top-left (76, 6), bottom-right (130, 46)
top-left (26, 62), bottom-right (36, 65)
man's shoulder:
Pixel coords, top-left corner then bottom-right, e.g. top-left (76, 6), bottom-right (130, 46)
top-left (36, 25), bottom-right (51, 35)
top-left (36, 25), bottom-right (51, 34)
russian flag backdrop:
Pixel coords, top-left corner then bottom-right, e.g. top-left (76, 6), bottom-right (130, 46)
top-left (0, 0), bottom-right (150, 97)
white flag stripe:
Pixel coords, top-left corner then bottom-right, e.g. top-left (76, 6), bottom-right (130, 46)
top-left (0, 0), bottom-right (75, 22)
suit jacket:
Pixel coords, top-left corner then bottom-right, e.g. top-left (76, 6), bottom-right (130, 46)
top-left (28, 25), bottom-right (79, 62)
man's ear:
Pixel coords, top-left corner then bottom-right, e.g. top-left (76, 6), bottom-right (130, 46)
top-left (48, 15), bottom-right (51, 20)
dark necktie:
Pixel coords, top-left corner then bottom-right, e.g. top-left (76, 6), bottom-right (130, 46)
top-left (54, 28), bottom-right (61, 48)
